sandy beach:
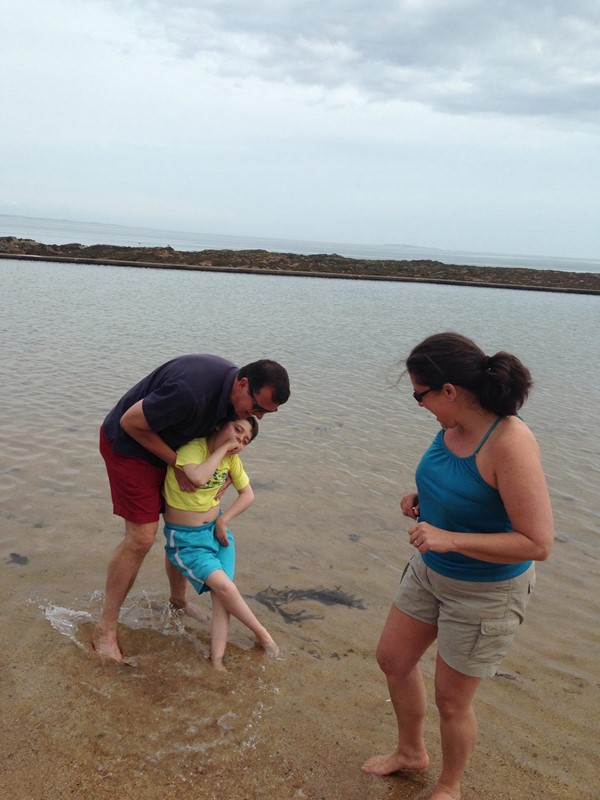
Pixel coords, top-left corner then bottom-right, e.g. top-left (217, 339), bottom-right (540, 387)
top-left (2, 500), bottom-right (598, 800)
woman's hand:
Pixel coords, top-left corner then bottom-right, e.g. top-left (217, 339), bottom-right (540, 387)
top-left (408, 521), bottom-right (454, 553)
top-left (400, 493), bottom-right (420, 519)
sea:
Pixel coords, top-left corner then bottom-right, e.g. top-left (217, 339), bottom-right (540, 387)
top-left (1, 214), bottom-right (599, 799)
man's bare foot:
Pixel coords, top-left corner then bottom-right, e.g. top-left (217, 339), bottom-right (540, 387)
top-left (361, 750), bottom-right (430, 776)
top-left (91, 625), bottom-right (123, 663)
top-left (257, 633), bottom-right (280, 658)
top-left (169, 598), bottom-right (209, 625)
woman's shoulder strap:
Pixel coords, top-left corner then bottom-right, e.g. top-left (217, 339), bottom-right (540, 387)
top-left (473, 416), bottom-right (503, 454)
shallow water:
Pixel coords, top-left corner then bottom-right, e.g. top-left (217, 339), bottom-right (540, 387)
top-left (1, 258), bottom-right (599, 799)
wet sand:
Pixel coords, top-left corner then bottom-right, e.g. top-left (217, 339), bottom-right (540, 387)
top-left (1, 486), bottom-right (598, 800)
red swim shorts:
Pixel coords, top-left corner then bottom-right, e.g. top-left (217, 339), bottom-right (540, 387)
top-left (99, 426), bottom-right (166, 524)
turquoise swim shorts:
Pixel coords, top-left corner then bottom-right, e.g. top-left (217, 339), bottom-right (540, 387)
top-left (164, 520), bottom-right (235, 595)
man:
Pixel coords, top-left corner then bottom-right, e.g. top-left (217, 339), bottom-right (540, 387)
top-left (93, 354), bottom-right (290, 662)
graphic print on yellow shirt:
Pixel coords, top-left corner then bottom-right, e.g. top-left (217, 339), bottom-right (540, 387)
top-left (163, 437), bottom-right (249, 512)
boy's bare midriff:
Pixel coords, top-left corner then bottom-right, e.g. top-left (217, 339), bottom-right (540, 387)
top-left (164, 503), bottom-right (221, 527)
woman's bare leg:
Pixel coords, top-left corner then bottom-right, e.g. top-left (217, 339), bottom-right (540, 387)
top-left (429, 654), bottom-right (481, 800)
top-left (205, 570), bottom-right (279, 657)
top-left (362, 605), bottom-right (437, 775)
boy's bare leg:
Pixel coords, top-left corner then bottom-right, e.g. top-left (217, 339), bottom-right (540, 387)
top-left (205, 571), bottom-right (279, 657)
top-left (210, 593), bottom-right (230, 671)
top-left (165, 555), bottom-right (208, 623)
top-left (92, 520), bottom-right (158, 662)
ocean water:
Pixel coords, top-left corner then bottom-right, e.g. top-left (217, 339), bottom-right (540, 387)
top-left (1, 212), bottom-right (599, 273)
top-left (1, 256), bottom-right (599, 799)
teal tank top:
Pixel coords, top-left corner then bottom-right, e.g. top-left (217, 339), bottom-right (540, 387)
top-left (415, 417), bottom-right (531, 582)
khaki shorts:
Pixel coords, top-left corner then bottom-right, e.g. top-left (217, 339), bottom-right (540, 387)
top-left (393, 555), bottom-right (536, 678)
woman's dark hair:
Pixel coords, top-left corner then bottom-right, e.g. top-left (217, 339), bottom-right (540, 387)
top-left (238, 360), bottom-right (290, 404)
top-left (406, 332), bottom-right (532, 416)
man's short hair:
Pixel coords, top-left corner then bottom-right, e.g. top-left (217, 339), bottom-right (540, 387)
top-left (237, 360), bottom-right (290, 404)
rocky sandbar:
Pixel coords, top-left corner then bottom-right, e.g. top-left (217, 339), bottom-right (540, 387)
top-left (1, 236), bottom-right (598, 294)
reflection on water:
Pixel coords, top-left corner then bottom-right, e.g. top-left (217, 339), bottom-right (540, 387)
top-left (2, 258), bottom-right (599, 797)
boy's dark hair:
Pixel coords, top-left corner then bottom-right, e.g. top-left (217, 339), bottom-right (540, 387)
top-left (406, 332), bottom-right (532, 416)
top-left (248, 416), bottom-right (259, 442)
top-left (238, 360), bottom-right (290, 404)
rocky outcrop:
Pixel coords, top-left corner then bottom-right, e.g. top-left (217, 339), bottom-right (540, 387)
top-left (1, 236), bottom-right (597, 294)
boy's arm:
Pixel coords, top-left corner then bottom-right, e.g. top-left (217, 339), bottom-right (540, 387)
top-left (215, 485), bottom-right (255, 546)
top-left (180, 438), bottom-right (236, 488)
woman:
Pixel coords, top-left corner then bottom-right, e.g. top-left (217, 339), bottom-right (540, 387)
top-left (362, 332), bottom-right (554, 800)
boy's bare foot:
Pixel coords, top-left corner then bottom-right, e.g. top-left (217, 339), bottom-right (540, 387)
top-left (258, 634), bottom-right (280, 658)
top-left (91, 625), bottom-right (123, 663)
top-left (361, 750), bottom-right (430, 775)
top-left (169, 598), bottom-right (209, 625)
top-left (210, 655), bottom-right (228, 672)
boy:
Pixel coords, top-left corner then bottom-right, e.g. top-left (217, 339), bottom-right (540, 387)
top-left (163, 417), bottom-right (278, 670)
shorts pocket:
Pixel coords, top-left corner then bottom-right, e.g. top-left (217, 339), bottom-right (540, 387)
top-left (400, 558), bottom-right (412, 582)
top-left (469, 617), bottom-right (521, 664)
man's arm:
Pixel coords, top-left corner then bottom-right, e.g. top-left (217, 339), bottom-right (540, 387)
top-left (120, 400), bottom-right (178, 466)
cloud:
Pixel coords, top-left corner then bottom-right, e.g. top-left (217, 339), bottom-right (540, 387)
top-left (1, 0), bottom-right (598, 258)
top-left (112, 0), bottom-right (600, 123)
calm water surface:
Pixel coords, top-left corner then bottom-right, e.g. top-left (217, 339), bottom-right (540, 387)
top-left (1, 258), bottom-right (599, 796)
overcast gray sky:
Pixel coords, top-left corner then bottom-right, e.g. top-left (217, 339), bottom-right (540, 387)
top-left (2, 0), bottom-right (599, 258)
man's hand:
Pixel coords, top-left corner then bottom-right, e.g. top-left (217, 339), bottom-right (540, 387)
top-left (215, 515), bottom-right (230, 546)
top-left (174, 466), bottom-right (197, 493)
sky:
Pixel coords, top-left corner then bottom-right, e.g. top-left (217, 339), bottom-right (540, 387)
top-left (1, 0), bottom-right (599, 258)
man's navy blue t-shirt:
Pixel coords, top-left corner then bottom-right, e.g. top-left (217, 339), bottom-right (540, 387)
top-left (102, 354), bottom-right (238, 466)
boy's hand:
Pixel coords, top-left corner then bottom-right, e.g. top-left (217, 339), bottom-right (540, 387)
top-left (215, 515), bottom-right (229, 546)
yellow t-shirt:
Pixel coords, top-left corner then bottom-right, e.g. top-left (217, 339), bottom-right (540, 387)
top-left (163, 437), bottom-right (249, 512)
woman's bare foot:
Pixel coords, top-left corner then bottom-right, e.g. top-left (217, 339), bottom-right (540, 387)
top-left (91, 625), bottom-right (123, 663)
top-left (362, 749), bottom-right (430, 775)
top-left (425, 782), bottom-right (461, 800)
top-left (169, 598), bottom-right (209, 625)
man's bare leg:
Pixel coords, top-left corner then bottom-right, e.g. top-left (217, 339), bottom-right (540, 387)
top-left (165, 555), bottom-right (208, 623)
top-left (427, 655), bottom-right (481, 800)
top-left (92, 520), bottom-right (158, 661)
top-left (362, 606), bottom-right (437, 775)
